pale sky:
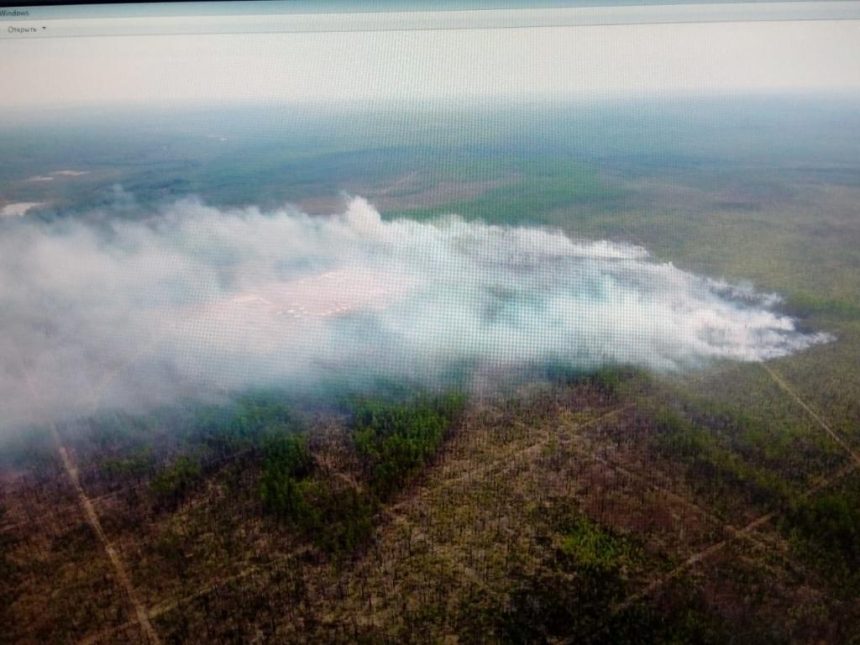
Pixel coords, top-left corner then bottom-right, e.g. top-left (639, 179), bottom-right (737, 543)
top-left (2, 18), bottom-right (860, 109)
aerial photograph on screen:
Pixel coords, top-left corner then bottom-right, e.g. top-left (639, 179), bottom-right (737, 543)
top-left (1, 6), bottom-right (859, 643)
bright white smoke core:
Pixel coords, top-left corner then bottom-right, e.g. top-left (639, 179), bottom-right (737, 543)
top-left (0, 196), bottom-right (829, 430)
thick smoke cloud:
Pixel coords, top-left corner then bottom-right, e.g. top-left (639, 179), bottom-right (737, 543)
top-left (0, 197), bottom-right (829, 431)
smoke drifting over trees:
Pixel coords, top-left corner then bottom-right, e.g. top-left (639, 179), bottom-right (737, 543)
top-left (0, 196), bottom-right (828, 432)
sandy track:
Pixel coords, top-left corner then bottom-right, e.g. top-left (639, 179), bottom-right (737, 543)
top-left (763, 364), bottom-right (860, 466)
top-left (51, 428), bottom-right (161, 644)
top-left (580, 363), bottom-right (860, 642)
top-left (605, 459), bottom-right (856, 621)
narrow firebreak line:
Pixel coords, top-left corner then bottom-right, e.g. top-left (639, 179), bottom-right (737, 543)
top-left (50, 426), bottom-right (161, 645)
top-left (579, 460), bottom-right (858, 645)
top-left (88, 403), bottom-right (634, 642)
top-left (762, 364), bottom-right (860, 466)
top-left (17, 349), bottom-right (160, 644)
top-left (579, 361), bottom-right (859, 643)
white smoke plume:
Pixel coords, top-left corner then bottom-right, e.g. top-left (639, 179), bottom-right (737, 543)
top-left (0, 196), bottom-right (829, 431)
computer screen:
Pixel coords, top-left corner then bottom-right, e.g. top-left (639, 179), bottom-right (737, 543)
top-left (1, 1), bottom-right (859, 642)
